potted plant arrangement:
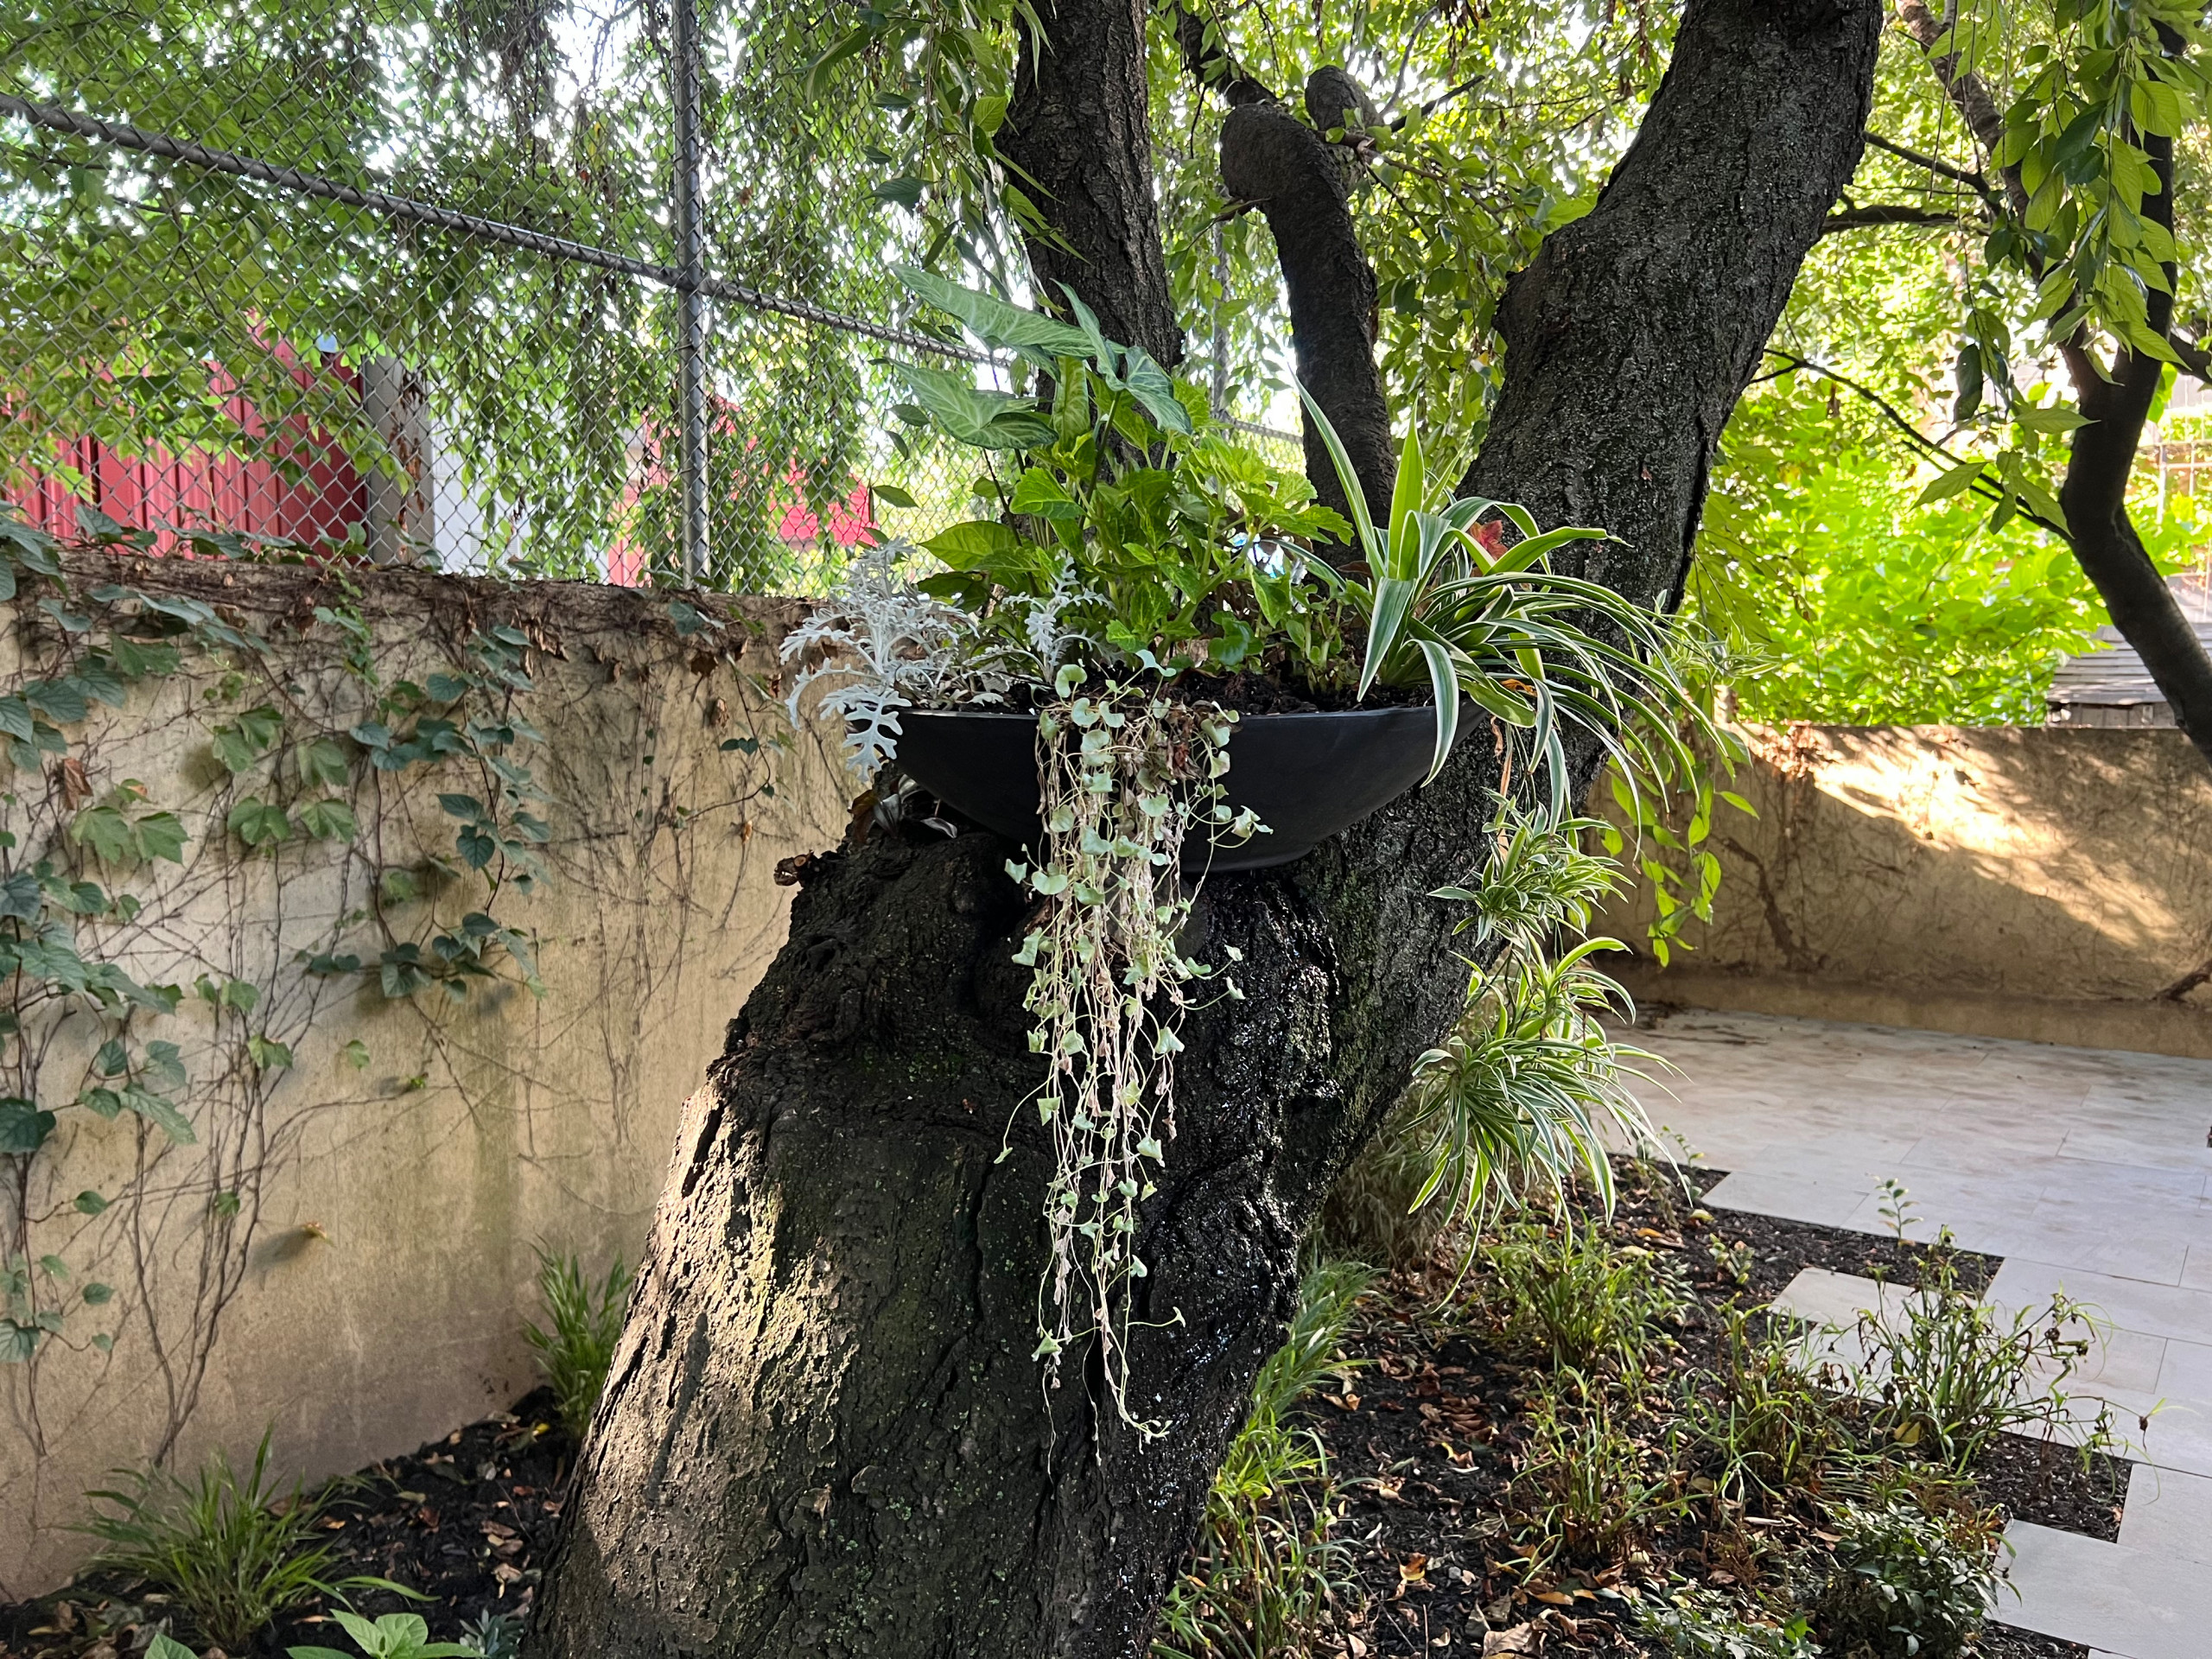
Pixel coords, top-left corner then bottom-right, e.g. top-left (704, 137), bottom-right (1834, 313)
top-left (780, 268), bottom-right (1706, 1427)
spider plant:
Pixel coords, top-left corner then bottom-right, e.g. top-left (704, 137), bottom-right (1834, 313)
top-left (1299, 386), bottom-right (1710, 815)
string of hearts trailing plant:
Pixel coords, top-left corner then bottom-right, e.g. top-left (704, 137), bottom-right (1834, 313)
top-left (1002, 683), bottom-right (1256, 1430)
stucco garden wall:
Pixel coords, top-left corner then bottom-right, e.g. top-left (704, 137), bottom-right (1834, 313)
top-left (1600, 724), bottom-right (2212, 1058)
top-left (0, 550), bottom-right (848, 1596)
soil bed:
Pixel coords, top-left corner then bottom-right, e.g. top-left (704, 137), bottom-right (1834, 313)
top-left (0, 1171), bottom-right (2126, 1659)
top-left (1314, 1164), bottom-right (2117, 1657)
top-left (0, 1390), bottom-right (570, 1658)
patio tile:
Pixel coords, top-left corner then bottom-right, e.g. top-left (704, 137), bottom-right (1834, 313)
top-left (1998, 1522), bottom-right (2209, 1659)
top-left (2119, 1463), bottom-right (2212, 1567)
top-left (2154, 1336), bottom-right (2212, 1400)
top-left (2183, 1248), bottom-right (2212, 1293)
top-left (1700, 1170), bottom-right (1869, 1229)
top-left (1987, 1260), bottom-right (2212, 1346)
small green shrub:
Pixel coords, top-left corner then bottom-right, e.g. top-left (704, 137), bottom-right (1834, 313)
top-left (1154, 1257), bottom-right (1376, 1658)
top-left (457, 1610), bottom-right (522, 1659)
top-left (1477, 1221), bottom-right (1687, 1370)
top-left (1510, 1367), bottom-right (1681, 1568)
top-left (1813, 1500), bottom-right (1999, 1659)
top-left (290, 1610), bottom-right (485, 1659)
top-left (523, 1245), bottom-right (635, 1440)
top-left (1638, 1586), bottom-right (1822, 1658)
top-left (78, 1431), bottom-right (386, 1651)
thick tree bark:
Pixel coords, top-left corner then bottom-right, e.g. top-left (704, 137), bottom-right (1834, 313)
top-left (527, 3), bottom-right (1880, 1656)
top-left (997, 0), bottom-right (1184, 365)
top-left (1464, 0), bottom-right (1881, 607)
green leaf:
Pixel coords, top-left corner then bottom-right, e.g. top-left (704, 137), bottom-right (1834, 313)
top-left (75, 1189), bottom-right (108, 1215)
top-left (1915, 458), bottom-right (1986, 505)
top-left (121, 1086), bottom-right (194, 1145)
top-left (895, 265), bottom-right (1094, 360)
top-left (136, 811), bottom-right (188, 863)
top-left (80, 1281), bottom-right (112, 1305)
top-left (148, 1632), bottom-right (199, 1659)
top-left (923, 519), bottom-right (1019, 569)
top-left (1116, 346), bottom-right (1193, 435)
top-left (2014, 405), bottom-right (2090, 435)
top-left (0, 1097), bottom-right (56, 1154)
top-left (889, 362), bottom-right (1051, 450)
top-left (298, 737), bottom-right (350, 790)
top-left (227, 797), bottom-right (292, 848)
top-left (296, 798), bottom-right (359, 841)
top-left (0, 697), bottom-right (32, 742)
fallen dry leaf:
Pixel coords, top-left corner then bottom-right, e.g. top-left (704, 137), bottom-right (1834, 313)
top-left (1482, 1624), bottom-right (1536, 1656)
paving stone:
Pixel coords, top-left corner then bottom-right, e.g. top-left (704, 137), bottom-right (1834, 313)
top-left (1999, 1522), bottom-right (2211, 1659)
top-left (1987, 1260), bottom-right (2212, 1347)
top-left (2118, 1463), bottom-right (2212, 1567)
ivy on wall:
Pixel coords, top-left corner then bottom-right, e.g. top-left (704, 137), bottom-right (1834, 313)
top-left (0, 504), bottom-right (798, 1494)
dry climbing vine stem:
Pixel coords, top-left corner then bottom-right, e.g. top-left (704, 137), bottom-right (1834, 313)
top-left (1002, 687), bottom-right (1257, 1433)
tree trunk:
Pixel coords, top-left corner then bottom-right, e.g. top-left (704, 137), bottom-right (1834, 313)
top-left (996, 0), bottom-right (1184, 365)
top-left (526, 3), bottom-right (1880, 1655)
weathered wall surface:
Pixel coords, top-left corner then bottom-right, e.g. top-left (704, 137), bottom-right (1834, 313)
top-left (0, 550), bottom-right (847, 1595)
top-left (1601, 725), bottom-right (2212, 1057)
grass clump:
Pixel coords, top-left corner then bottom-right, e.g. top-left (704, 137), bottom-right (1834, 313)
top-left (1477, 1219), bottom-right (1688, 1370)
top-left (522, 1244), bottom-right (634, 1441)
top-left (77, 1431), bottom-right (386, 1651)
top-left (1154, 1257), bottom-right (1376, 1658)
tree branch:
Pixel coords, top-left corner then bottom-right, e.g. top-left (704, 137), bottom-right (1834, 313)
top-left (1217, 69), bottom-right (1395, 533)
top-left (1863, 130), bottom-right (1992, 197)
top-left (1462, 0), bottom-right (1884, 607)
top-left (1171, 4), bottom-right (1274, 107)
top-left (1765, 349), bottom-right (2068, 538)
top-left (1820, 203), bottom-right (1971, 235)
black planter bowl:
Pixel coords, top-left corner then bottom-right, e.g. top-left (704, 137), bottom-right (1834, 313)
top-left (896, 703), bottom-right (1444, 872)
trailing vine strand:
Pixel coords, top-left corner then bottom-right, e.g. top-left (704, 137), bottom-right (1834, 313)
top-left (1003, 687), bottom-right (1257, 1432)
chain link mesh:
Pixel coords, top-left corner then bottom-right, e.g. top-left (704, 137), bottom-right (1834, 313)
top-left (0, 0), bottom-right (989, 590)
top-left (2, 0), bottom-right (1301, 591)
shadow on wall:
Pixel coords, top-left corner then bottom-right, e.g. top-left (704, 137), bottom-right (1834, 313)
top-left (1599, 725), bottom-right (2212, 1056)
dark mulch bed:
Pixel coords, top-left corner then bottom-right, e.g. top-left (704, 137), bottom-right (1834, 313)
top-left (1316, 1164), bottom-right (2121, 1656)
top-left (0, 1390), bottom-right (571, 1658)
top-left (0, 1173), bottom-right (2128, 1659)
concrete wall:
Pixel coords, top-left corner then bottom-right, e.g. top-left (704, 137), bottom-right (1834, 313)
top-left (0, 554), bottom-right (848, 1595)
top-left (1602, 725), bottom-right (2212, 1058)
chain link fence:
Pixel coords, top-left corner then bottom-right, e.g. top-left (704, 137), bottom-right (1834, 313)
top-left (1, 0), bottom-right (1300, 593)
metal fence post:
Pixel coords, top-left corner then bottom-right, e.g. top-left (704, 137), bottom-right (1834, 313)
top-left (671, 0), bottom-right (709, 585)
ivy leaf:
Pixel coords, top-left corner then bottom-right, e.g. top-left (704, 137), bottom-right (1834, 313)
top-left (296, 798), bottom-right (359, 841)
top-left (80, 1281), bottom-right (113, 1306)
top-left (297, 737), bottom-right (350, 791)
top-left (142, 1040), bottom-right (188, 1090)
top-left (121, 1085), bottom-right (194, 1145)
top-left (0, 697), bottom-right (33, 743)
top-left (0, 870), bottom-right (41, 922)
top-left (22, 678), bottom-right (87, 724)
top-left (94, 1038), bottom-right (128, 1077)
top-left (68, 805), bottom-right (134, 864)
top-left (226, 798), bottom-right (292, 848)
top-left (0, 1096), bottom-right (56, 1154)
top-left (74, 1190), bottom-right (108, 1215)
top-left (246, 1035), bottom-right (293, 1072)
top-left (137, 811), bottom-right (188, 864)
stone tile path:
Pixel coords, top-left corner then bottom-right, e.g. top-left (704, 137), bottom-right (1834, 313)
top-left (1636, 1011), bottom-right (2212, 1659)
